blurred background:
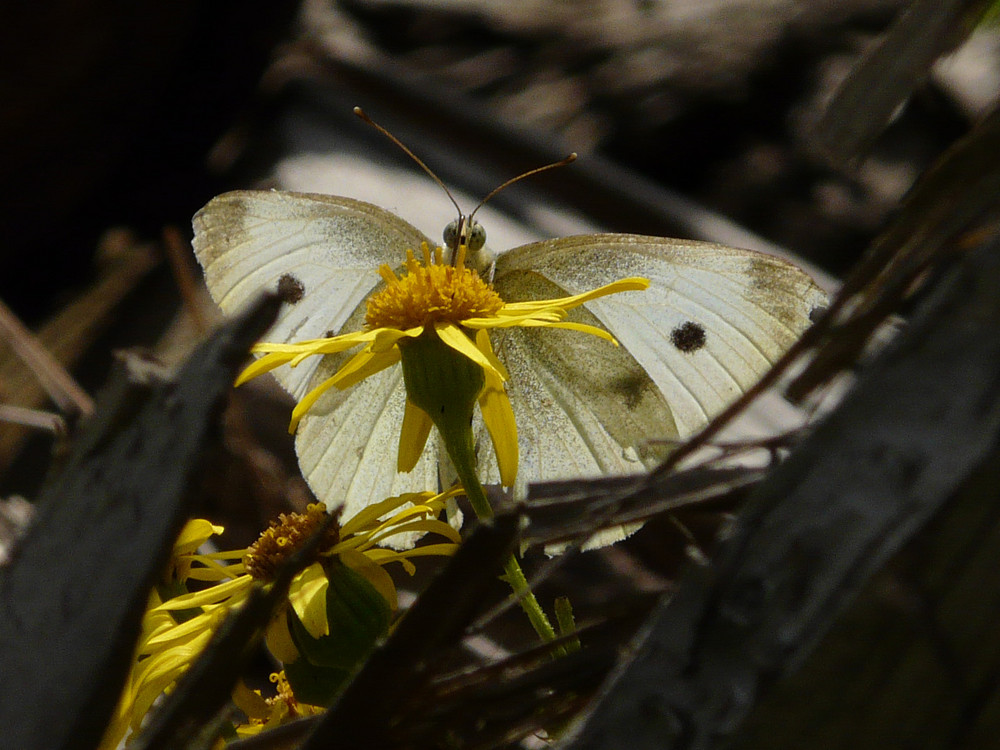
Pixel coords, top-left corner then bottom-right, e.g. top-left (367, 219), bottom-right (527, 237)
top-left (6, 0), bottom-right (999, 306)
top-left (5, 6), bottom-right (1000, 747)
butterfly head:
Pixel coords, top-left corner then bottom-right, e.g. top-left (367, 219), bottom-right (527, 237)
top-left (444, 215), bottom-right (494, 276)
top-left (443, 215), bottom-right (486, 254)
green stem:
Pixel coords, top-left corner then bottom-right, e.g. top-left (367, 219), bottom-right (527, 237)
top-left (398, 334), bottom-right (565, 653)
top-left (501, 551), bottom-right (561, 646)
top-left (443, 418), bottom-right (564, 652)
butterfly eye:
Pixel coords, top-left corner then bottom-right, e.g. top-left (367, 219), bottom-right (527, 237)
top-left (466, 221), bottom-right (487, 253)
top-left (443, 219), bottom-right (460, 251)
top-left (443, 218), bottom-right (487, 253)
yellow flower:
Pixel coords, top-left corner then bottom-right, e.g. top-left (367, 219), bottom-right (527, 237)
top-left (99, 519), bottom-right (225, 750)
top-left (233, 670), bottom-right (324, 738)
top-left (237, 243), bottom-right (648, 488)
top-left (99, 491), bottom-right (461, 749)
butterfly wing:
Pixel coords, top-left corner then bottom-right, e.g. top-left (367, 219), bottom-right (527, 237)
top-left (478, 277), bottom-right (675, 548)
top-left (295, 350), bottom-right (442, 533)
top-left (193, 190), bottom-right (442, 517)
top-left (485, 234), bottom-right (826, 476)
top-left (192, 190), bottom-right (432, 398)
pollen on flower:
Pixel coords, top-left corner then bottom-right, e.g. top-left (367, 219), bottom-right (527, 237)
top-left (243, 503), bottom-right (339, 582)
top-left (365, 243), bottom-right (504, 330)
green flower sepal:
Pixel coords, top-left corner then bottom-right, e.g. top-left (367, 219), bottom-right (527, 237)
top-left (399, 331), bottom-right (490, 495)
top-left (283, 557), bottom-right (393, 706)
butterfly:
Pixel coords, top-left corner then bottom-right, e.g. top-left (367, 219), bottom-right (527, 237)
top-left (193, 108), bottom-right (826, 543)
top-left (192, 147), bottom-right (827, 545)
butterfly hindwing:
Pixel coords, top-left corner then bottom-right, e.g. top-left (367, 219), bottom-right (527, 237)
top-left (295, 351), bottom-right (442, 536)
top-left (481, 271), bottom-right (678, 488)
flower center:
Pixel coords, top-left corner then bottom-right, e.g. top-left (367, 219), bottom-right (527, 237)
top-left (366, 244), bottom-right (504, 330)
top-left (243, 503), bottom-right (339, 582)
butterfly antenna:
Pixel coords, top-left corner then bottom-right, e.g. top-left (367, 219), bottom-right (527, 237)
top-left (469, 153), bottom-right (577, 221)
top-left (354, 106), bottom-right (463, 219)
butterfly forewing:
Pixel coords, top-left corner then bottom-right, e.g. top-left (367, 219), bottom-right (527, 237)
top-left (494, 234), bottom-right (827, 439)
top-left (192, 190), bottom-right (432, 398)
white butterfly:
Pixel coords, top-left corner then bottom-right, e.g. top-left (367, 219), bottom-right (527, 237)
top-left (193, 188), bottom-right (827, 543)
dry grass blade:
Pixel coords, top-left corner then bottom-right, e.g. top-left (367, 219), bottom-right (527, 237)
top-left (523, 465), bottom-right (763, 550)
top-left (807, 0), bottom-right (992, 166)
top-left (790, 106), bottom-right (1000, 400)
top-left (0, 238), bottom-right (159, 475)
top-left (0, 295), bottom-right (94, 418)
top-left (393, 619), bottom-right (642, 750)
top-left (0, 294), bottom-right (280, 750)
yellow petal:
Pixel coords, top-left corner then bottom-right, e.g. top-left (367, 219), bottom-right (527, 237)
top-left (328, 346), bottom-right (401, 391)
top-left (369, 519), bottom-right (463, 546)
top-left (201, 549), bottom-right (248, 560)
top-left (288, 375), bottom-right (342, 432)
top-left (129, 633), bottom-right (213, 727)
top-left (434, 322), bottom-right (504, 380)
top-left (184, 563), bottom-right (245, 581)
top-left (237, 330), bottom-right (383, 386)
top-left (371, 326), bottom-right (423, 353)
top-left (370, 543), bottom-right (461, 562)
top-left (350, 502), bottom-right (448, 546)
top-left (476, 330), bottom-right (519, 487)
top-left (501, 277), bottom-right (650, 313)
top-left (473, 328), bottom-right (510, 381)
top-left (397, 399), bottom-right (433, 473)
top-left (235, 351), bottom-right (295, 386)
top-left (338, 492), bottom-right (432, 537)
top-left (232, 679), bottom-right (271, 720)
top-left (154, 575), bottom-right (253, 611)
top-left (288, 345), bottom-right (403, 432)
top-left (288, 563), bottom-right (330, 639)
top-left (254, 330), bottom-right (379, 355)
top-left (478, 385), bottom-right (519, 488)
top-left (369, 518), bottom-right (462, 546)
top-left (463, 309), bottom-right (564, 327)
top-left (144, 607), bottom-right (224, 649)
top-left (173, 519), bottom-right (224, 555)
top-left (339, 496), bottom-right (411, 536)
top-left (265, 610), bottom-right (300, 664)
top-left (536, 320), bottom-right (619, 343)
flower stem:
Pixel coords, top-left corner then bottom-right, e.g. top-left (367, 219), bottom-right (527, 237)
top-left (399, 333), bottom-right (563, 652)
top-left (442, 418), bottom-right (564, 652)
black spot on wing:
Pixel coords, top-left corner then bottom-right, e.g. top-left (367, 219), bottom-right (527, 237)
top-left (277, 273), bottom-right (305, 304)
top-left (671, 321), bottom-right (706, 353)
